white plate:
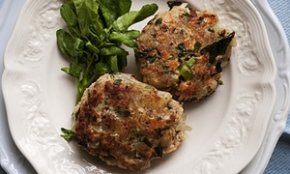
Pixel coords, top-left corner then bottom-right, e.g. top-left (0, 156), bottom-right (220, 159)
top-left (242, 0), bottom-right (290, 173)
top-left (2, 0), bottom-right (277, 174)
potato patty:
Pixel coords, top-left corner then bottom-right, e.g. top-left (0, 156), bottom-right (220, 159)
top-left (73, 73), bottom-right (185, 170)
top-left (135, 3), bottom-right (235, 102)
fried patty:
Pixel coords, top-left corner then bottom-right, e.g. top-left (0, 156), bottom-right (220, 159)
top-left (73, 73), bottom-right (185, 170)
top-left (135, 3), bottom-right (235, 102)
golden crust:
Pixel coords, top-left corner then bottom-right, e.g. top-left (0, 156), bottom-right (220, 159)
top-left (73, 73), bottom-right (185, 170)
top-left (135, 3), bottom-right (234, 102)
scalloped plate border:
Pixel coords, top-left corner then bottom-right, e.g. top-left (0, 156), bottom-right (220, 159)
top-left (242, 0), bottom-right (290, 173)
top-left (1, 0), bottom-right (277, 174)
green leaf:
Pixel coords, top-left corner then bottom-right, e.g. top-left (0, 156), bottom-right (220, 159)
top-left (86, 41), bottom-right (100, 53)
top-left (61, 128), bottom-right (75, 141)
top-left (87, 26), bottom-right (104, 45)
top-left (56, 29), bottom-right (84, 58)
top-left (116, 0), bottom-right (132, 16)
top-left (61, 63), bottom-right (83, 78)
top-left (109, 30), bottom-right (140, 48)
top-left (100, 46), bottom-right (128, 56)
top-left (112, 11), bottom-right (138, 31)
top-left (112, 3), bottom-right (158, 31)
top-left (95, 63), bottom-right (110, 75)
top-left (134, 4), bottom-right (158, 23)
top-left (72, 0), bottom-right (103, 37)
top-left (60, 3), bottom-right (78, 27)
top-left (109, 56), bottom-right (119, 72)
top-left (99, 0), bottom-right (118, 27)
top-left (99, 0), bottom-right (132, 27)
top-left (57, 0), bottom-right (158, 104)
top-left (68, 26), bottom-right (81, 37)
top-left (77, 77), bottom-right (90, 102)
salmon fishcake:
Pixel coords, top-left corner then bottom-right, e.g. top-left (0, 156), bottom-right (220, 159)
top-left (135, 3), bottom-right (235, 102)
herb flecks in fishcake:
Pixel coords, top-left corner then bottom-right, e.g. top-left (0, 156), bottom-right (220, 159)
top-left (113, 79), bottom-right (122, 85)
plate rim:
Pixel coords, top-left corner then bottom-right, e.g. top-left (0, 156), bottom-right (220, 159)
top-left (1, 0), bottom-right (278, 173)
top-left (242, 0), bottom-right (290, 173)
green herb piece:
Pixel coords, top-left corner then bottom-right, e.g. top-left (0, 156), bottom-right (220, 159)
top-left (77, 78), bottom-right (91, 102)
top-left (194, 42), bottom-right (202, 52)
top-left (182, 12), bottom-right (191, 18)
top-left (116, 0), bottom-right (132, 16)
top-left (143, 137), bottom-right (152, 147)
top-left (145, 85), bottom-right (153, 89)
top-left (135, 51), bottom-right (148, 58)
top-left (167, 1), bottom-right (182, 10)
top-left (218, 80), bottom-right (224, 85)
top-left (61, 63), bottom-right (83, 78)
top-left (155, 18), bottom-right (162, 25)
top-left (179, 64), bottom-right (193, 80)
top-left (200, 32), bottom-right (235, 64)
top-left (116, 109), bottom-right (131, 117)
top-left (74, 0), bottom-right (103, 36)
top-left (99, 0), bottom-right (132, 27)
top-left (216, 62), bottom-right (222, 73)
top-left (86, 41), bottom-right (100, 53)
top-left (56, 29), bottom-right (84, 58)
top-left (61, 128), bottom-right (75, 141)
top-left (100, 46), bottom-right (128, 56)
top-left (131, 128), bottom-right (142, 139)
top-left (154, 144), bottom-right (163, 157)
top-left (95, 63), bottom-right (110, 75)
top-left (88, 21), bottom-right (106, 42)
top-left (109, 30), bottom-right (140, 48)
top-left (99, 0), bottom-right (119, 27)
top-left (147, 56), bottom-right (157, 63)
top-left (112, 4), bottom-right (158, 31)
top-left (198, 16), bottom-right (204, 25)
top-left (113, 79), bottom-right (122, 85)
top-left (208, 28), bottom-right (215, 33)
top-left (109, 56), bottom-right (119, 72)
top-left (60, 3), bottom-right (78, 28)
top-left (185, 57), bottom-right (196, 67)
top-left (177, 43), bottom-right (186, 52)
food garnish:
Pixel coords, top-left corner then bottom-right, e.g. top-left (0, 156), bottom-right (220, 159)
top-left (56, 0), bottom-right (158, 102)
top-left (60, 128), bottom-right (75, 141)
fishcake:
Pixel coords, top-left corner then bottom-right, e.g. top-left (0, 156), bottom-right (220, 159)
top-left (135, 3), bottom-right (235, 102)
top-left (73, 73), bottom-right (186, 170)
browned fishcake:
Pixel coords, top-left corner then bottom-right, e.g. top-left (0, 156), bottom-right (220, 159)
top-left (73, 73), bottom-right (186, 170)
top-left (135, 3), bottom-right (235, 102)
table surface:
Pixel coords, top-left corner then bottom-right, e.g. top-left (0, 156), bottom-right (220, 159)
top-left (0, 0), bottom-right (289, 174)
